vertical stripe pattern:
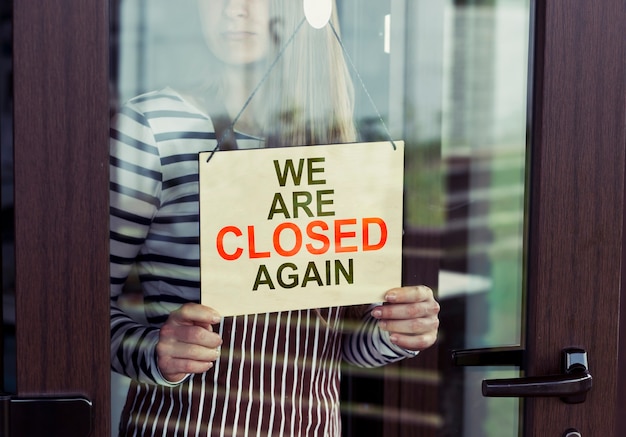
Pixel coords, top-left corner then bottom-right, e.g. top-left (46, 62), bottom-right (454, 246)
top-left (110, 88), bottom-right (416, 436)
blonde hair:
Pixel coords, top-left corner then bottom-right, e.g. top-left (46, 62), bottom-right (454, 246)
top-left (199, 0), bottom-right (357, 148)
top-left (261, 0), bottom-right (357, 147)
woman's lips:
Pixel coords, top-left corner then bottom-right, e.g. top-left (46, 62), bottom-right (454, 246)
top-left (222, 31), bottom-right (256, 41)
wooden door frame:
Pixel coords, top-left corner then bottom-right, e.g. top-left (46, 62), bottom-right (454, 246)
top-left (525, 0), bottom-right (625, 435)
top-left (12, 1), bottom-right (110, 436)
top-left (9, 0), bottom-right (626, 436)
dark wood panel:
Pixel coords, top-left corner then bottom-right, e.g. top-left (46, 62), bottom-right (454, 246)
top-left (525, 0), bottom-right (626, 435)
top-left (12, 0), bottom-right (110, 436)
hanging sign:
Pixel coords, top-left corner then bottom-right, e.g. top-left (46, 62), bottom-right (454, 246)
top-left (199, 141), bottom-right (404, 316)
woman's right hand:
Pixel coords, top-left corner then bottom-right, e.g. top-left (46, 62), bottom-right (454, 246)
top-left (156, 302), bottom-right (223, 383)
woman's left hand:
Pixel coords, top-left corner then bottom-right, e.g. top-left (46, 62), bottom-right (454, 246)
top-left (371, 285), bottom-right (440, 352)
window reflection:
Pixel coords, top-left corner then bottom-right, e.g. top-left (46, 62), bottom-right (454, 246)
top-left (110, 0), bottom-right (530, 436)
top-left (440, 1), bottom-right (529, 436)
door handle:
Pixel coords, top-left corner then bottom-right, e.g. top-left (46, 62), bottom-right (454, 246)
top-left (453, 347), bottom-right (592, 404)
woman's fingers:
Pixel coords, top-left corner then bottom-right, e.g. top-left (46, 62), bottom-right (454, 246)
top-left (157, 303), bottom-right (223, 382)
top-left (166, 302), bottom-right (222, 330)
top-left (371, 285), bottom-right (440, 351)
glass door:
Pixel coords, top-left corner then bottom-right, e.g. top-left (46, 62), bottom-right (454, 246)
top-left (108, 1), bottom-right (531, 435)
top-left (3, 0), bottom-right (624, 436)
top-left (439, 1), bottom-right (529, 435)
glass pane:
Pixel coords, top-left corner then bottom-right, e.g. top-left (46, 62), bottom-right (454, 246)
top-left (110, 1), bottom-right (530, 436)
top-left (439, 0), bottom-right (530, 436)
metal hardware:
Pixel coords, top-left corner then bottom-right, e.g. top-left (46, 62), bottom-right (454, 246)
top-left (564, 429), bottom-right (581, 437)
top-left (452, 346), bottom-right (524, 367)
top-left (482, 348), bottom-right (592, 404)
top-left (0, 395), bottom-right (92, 437)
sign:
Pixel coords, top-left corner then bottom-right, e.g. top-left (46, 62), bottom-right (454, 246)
top-left (199, 141), bottom-right (404, 316)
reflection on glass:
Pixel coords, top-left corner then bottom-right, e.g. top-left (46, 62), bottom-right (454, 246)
top-left (110, 0), bottom-right (530, 436)
top-left (440, 0), bottom-right (530, 436)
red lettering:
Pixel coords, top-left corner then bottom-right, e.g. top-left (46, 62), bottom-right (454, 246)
top-left (217, 217), bottom-right (390, 259)
top-left (334, 219), bottom-right (358, 253)
top-left (362, 217), bottom-right (388, 251)
top-left (273, 222), bottom-right (303, 257)
top-left (306, 220), bottom-right (330, 255)
top-left (247, 225), bottom-right (270, 258)
top-left (216, 226), bottom-right (243, 260)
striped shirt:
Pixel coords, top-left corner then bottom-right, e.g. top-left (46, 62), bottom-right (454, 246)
top-left (110, 88), bottom-right (415, 436)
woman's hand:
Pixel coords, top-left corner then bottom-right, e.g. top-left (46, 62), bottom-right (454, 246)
top-left (156, 303), bottom-right (223, 383)
top-left (371, 285), bottom-right (440, 352)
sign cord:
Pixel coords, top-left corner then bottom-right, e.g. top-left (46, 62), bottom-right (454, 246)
top-left (206, 15), bottom-right (397, 163)
top-left (205, 17), bottom-right (307, 163)
top-left (328, 21), bottom-right (397, 151)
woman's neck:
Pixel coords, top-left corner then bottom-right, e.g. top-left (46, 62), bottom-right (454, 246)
top-left (220, 65), bottom-right (265, 135)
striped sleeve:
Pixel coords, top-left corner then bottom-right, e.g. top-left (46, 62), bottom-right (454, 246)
top-left (109, 101), bottom-right (175, 386)
top-left (341, 304), bottom-right (418, 367)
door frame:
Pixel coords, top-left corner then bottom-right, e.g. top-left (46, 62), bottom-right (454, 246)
top-left (8, 0), bottom-right (626, 436)
top-left (525, 0), bottom-right (625, 435)
top-left (12, 1), bottom-right (110, 436)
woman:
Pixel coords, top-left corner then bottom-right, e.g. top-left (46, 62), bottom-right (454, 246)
top-left (110, 0), bottom-right (439, 435)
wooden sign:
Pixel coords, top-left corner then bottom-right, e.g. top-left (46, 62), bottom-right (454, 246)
top-left (199, 141), bottom-right (404, 316)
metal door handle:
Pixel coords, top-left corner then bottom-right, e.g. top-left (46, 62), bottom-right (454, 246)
top-left (452, 347), bottom-right (592, 404)
top-left (482, 348), bottom-right (592, 404)
top-left (482, 368), bottom-right (591, 402)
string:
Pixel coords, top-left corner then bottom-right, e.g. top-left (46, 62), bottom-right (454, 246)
top-left (328, 20), bottom-right (476, 215)
top-left (328, 22), bottom-right (477, 214)
top-left (328, 21), bottom-right (397, 151)
top-left (205, 17), bottom-right (308, 163)
top-left (206, 14), bottom-right (399, 162)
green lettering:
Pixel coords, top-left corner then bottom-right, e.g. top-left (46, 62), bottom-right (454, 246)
top-left (277, 263), bottom-right (299, 288)
top-left (273, 159), bottom-right (305, 187)
top-left (316, 189), bottom-right (335, 216)
top-left (335, 259), bottom-right (354, 284)
top-left (307, 157), bottom-right (326, 185)
top-left (302, 262), bottom-right (323, 287)
top-left (253, 265), bottom-right (275, 290)
top-left (292, 191), bottom-right (314, 218)
top-left (325, 260), bottom-right (331, 285)
top-left (267, 192), bottom-right (291, 220)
